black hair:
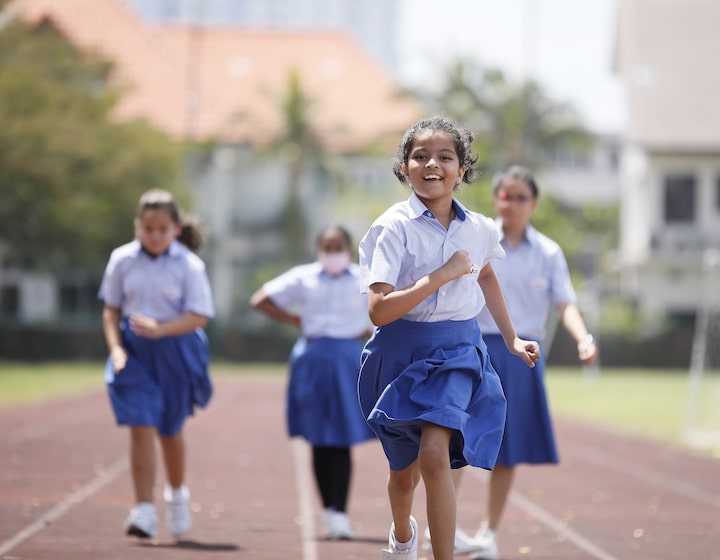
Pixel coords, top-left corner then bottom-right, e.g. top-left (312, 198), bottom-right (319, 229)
top-left (136, 189), bottom-right (204, 252)
top-left (392, 115), bottom-right (479, 187)
top-left (315, 224), bottom-right (353, 249)
top-left (491, 165), bottom-right (540, 199)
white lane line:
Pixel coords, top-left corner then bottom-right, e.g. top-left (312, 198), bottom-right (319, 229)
top-left (292, 439), bottom-right (318, 560)
top-left (0, 456), bottom-right (128, 557)
top-left (565, 439), bottom-right (720, 510)
top-left (510, 492), bottom-right (619, 560)
top-left (466, 468), bottom-right (618, 560)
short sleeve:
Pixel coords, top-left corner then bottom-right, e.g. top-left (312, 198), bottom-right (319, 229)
top-left (549, 248), bottom-right (577, 305)
top-left (473, 215), bottom-right (505, 269)
top-left (262, 265), bottom-right (308, 309)
top-left (98, 248), bottom-right (125, 309)
top-left (359, 223), bottom-right (405, 293)
top-left (184, 254), bottom-right (215, 318)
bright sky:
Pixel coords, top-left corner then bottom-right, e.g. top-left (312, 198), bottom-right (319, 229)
top-left (396, 0), bottom-right (626, 134)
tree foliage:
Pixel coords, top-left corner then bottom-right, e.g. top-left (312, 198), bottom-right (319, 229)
top-left (416, 58), bottom-right (592, 174)
top-left (0, 17), bottom-right (187, 271)
top-left (268, 69), bottom-right (327, 263)
top-left (416, 58), bottom-right (615, 270)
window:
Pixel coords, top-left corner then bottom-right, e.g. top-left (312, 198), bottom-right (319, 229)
top-left (663, 174), bottom-right (696, 223)
top-left (59, 278), bottom-right (102, 318)
top-left (0, 285), bottom-right (19, 318)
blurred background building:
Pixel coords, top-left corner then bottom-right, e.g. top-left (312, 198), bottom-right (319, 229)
top-left (124, 0), bottom-right (398, 74)
top-left (614, 0), bottom-right (720, 317)
top-left (0, 0), bottom-right (419, 353)
top-left (0, 0), bottom-right (716, 367)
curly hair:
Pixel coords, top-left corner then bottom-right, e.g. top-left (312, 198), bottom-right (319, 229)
top-left (392, 115), bottom-right (479, 188)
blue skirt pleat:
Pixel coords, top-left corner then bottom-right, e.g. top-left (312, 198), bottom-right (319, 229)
top-left (485, 335), bottom-right (558, 466)
top-left (287, 337), bottom-right (376, 447)
top-left (358, 319), bottom-right (507, 471)
top-left (105, 319), bottom-right (212, 437)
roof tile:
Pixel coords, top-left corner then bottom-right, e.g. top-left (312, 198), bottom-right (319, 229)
top-left (13, 0), bottom-right (420, 151)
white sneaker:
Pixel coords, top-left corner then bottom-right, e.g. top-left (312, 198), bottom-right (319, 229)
top-left (325, 508), bottom-right (354, 540)
top-left (125, 502), bottom-right (157, 538)
top-left (164, 484), bottom-right (191, 538)
top-left (423, 525), bottom-right (488, 555)
top-left (456, 526), bottom-right (485, 554)
top-left (469, 528), bottom-right (498, 560)
top-left (381, 515), bottom-right (418, 560)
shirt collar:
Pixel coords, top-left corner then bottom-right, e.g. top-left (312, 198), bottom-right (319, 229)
top-left (136, 239), bottom-right (182, 258)
top-left (311, 260), bottom-right (353, 278)
top-left (408, 192), bottom-right (467, 221)
top-left (496, 219), bottom-right (539, 246)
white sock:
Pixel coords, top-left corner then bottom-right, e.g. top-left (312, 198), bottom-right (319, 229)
top-left (169, 485), bottom-right (188, 501)
top-left (392, 523), bottom-right (415, 551)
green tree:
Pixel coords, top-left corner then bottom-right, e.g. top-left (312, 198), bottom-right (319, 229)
top-left (0, 17), bottom-right (187, 271)
top-left (418, 58), bottom-right (616, 269)
top-left (269, 69), bottom-right (327, 263)
top-left (418, 58), bottom-right (590, 174)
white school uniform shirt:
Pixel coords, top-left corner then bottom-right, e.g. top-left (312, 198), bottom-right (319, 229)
top-left (359, 192), bottom-right (505, 322)
top-left (262, 261), bottom-right (371, 339)
top-left (98, 239), bottom-right (215, 321)
top-left (477, 221), bottom-right (576, 341)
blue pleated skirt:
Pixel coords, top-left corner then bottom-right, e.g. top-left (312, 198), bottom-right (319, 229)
top-left (485, 335), bottom-right (558, 466)
top-left (104, 319), bottom-right (212, 437)
top-left (358, 319), bottom-right (507, 471)
top-left (287, 337), bottom-right (376, 447)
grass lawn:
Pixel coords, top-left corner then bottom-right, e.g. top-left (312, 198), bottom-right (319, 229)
top-left (546, 367), bottom-right (690, 444)
top-left (1, 361), bottom-right (718, 457)
top-left (546, 366), bottom-right (720, 458)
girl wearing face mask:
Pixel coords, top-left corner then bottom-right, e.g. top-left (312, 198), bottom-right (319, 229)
top-left (250, 225), bottom-right (375, 541)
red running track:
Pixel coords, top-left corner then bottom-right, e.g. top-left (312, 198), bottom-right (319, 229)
top-left (1, 374), bottom-right (719, 560)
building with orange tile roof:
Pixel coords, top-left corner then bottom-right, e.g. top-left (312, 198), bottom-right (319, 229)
top-left (6, 0), bottom-right (422, 325)
top-left (11, 0), bottom-right (420, 151)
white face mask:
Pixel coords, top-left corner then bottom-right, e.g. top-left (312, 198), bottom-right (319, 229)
top-left (319, 251), bottom-right (351, 276)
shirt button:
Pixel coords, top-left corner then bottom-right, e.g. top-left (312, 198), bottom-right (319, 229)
top-left (440, 289), bottom-right (446, 296)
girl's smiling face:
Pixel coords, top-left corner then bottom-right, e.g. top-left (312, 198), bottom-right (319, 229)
top-left (135, 208), bottom-right (180, 257)
top-left (402, 130), bottom-right (465, 205)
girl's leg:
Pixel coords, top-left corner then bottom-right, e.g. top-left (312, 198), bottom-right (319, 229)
top-left (487, 464), bottom-right (515, 530)
top-left (314, 446), bottom-right (354, 539)
top-left (387, 461), bottom-right (421, 544)
top-left (129, 426), bottom-right (157, 503)
top-left (159, 431), bottom-right (191, 537)
top-left (317, 446), bottom-right (351, 512)
top-left (419, 423), bottom-right (455, 560)
top-left (159, 431), bottom-right (186, 488)
top-left (312, 446), bottom-right (334, 509)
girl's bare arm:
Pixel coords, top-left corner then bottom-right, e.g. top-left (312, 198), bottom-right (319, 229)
top-left (368, 250), bottom-right (471, 326)
top-left (102, 304), bottom-right (127, 372)
top-left (129, 311), bottom-right (208, 338)
top-left (249, 289), bottom-right (301, 328)
top-left (478, 263), bottom-right (540, 367)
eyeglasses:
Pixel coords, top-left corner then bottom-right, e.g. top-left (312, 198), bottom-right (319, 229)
top-left (497, 192), bottom-right (532, 204)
